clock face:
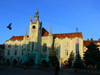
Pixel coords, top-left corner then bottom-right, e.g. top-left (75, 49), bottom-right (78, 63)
top-left (32, 35), bottom-right (34, 38)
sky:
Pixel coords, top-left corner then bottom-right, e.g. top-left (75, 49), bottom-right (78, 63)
top-left (0, 0), bottom-right (100, 44)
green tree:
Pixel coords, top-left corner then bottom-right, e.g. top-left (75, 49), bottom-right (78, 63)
top-left (67, 51), bottom-right (74, 68)
top-left (48, 56), bottom-right (59, 67)
top-left (84, 39), bottom-right (100, 68)
top-left (48, 40), bottom-right (59, 67)
top-left (73, 52), bottom-right (84, 69)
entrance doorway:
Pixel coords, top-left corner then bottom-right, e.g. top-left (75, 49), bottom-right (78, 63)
top-left (29, 58), bottom-right (34, 66)
top-left (64, 60), bottom-right (68, 68)
top-left (13, 59), bottom-right (17, 65)
top-left (6, 59), bottom-right (10, 65)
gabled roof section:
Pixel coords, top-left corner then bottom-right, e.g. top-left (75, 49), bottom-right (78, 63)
top-left (42, 28), bottom-right (49, 36)
top-left (9, 35), bottom-right (29, 40)
top-left (53, 32), bottom-right (82, 38)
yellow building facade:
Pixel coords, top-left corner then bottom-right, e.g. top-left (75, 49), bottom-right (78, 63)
top-left (5, 9), bottom-right (84, 67)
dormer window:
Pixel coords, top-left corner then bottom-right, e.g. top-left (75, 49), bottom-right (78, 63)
top-left (32, 26), bottom-right (35, 29)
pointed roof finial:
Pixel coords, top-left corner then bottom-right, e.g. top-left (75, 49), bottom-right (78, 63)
top-left (25, 27), bottom-right (27, 35)
top-left (76, 27), bottom-right (78, 33)
top-left (91, 35), bottom-right (94, 43)
top-left (92, 35), bottom-right (93, 39)
top-left (49, 25), bottom-right (53, 36)
top-left (37, 5), bottom-right (38, 11)
top-left (35, 6), bottom-right (39, 15)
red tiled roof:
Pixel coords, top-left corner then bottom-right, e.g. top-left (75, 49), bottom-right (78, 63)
top-left (9, 36), bottom-right (24, 40)
top-left (53, 32), bottom-right (82, 38)
top-left (8, 28), bottom-right (83, 41)
top-left (84, 40), bottom-right (100, 46)
top-left (42, 28), bottom-right (49, 36)
top-left (0, 43), bottom-right (5, 46)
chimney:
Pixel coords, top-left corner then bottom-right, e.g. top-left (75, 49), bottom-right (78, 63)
top-left (99, 38), bottom-right (100, 41)
top-left (87, 39), bottom-right (89, 41)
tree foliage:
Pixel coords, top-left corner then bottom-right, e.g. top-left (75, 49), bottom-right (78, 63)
top-left (84, 41), bottom-right (100, 68)
top-left (67, 51), bottom-right (74, 68)
top-left (73, 52), bottom-right (84, 69)
top-left (48, 56), bottom-right (59, 67)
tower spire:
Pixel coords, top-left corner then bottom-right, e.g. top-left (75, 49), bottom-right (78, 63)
top-left (33, 8), bottom-right (39, 23)
top-left (24, 27), bottom-right (27, 38)
top-left (34, 8), bottom-right (39, 18)
top-left (49, 25), bottom-right (52, 36)
top-left (25, 27), bottom-right (27, 35)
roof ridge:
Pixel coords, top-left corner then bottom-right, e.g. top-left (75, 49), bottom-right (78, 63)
top-left (53, 32), bottom-right (82, 35)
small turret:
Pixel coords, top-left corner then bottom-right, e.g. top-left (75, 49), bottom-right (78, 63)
top-left (24, 27), bottom-right (27, 37)
top-left (49, 25), bottom-right (53, 36)
top-left (91, 38), bottom-right (94, 43)
top-left (30, 19), bottom-right (32, 24)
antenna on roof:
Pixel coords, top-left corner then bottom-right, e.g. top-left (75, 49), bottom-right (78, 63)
top-left (76, 27), bottom-right (78, 33)
top-left (92, 35), bottom-right (93, 39)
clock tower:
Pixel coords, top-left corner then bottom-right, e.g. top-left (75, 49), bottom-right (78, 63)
top-left (29, 8), bottom-right (42, 42)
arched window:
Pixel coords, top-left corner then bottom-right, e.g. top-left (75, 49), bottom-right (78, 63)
top-left (76, 38), bottom-right (79, 44)
top-left (43, 43), bottom-right (47, 52)
top-left (76, 38), bottom-right (79, 54)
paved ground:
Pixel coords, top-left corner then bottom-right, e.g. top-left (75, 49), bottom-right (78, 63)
top-left (0, 66), bottom-right (91, 75)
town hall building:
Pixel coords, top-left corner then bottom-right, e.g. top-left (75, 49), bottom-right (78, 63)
top-left (5, 9), bottom-right (84, 67)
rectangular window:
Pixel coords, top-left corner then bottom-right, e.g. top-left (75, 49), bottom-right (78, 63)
top-left (15, 44), bottom-right (18, 48)
top-left (65, 50), bottom-right (68, 56)
top-left (22, 51), bottom-right (23, 55)
top-left (43, 43), bottom-right (47, 52)
top-left (8, 45), bottom-right (11, 48)
top-left (15, 51), bottom-right (17, 55)
top-left (8, 51), bottom-right (10, 55)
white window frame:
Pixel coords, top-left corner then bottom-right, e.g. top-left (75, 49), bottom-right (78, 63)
top-left (65, 50), bottom-right (68, 56)
top-left (43, 43), bottom-right (47, 52)
top-left (15, 51), bottom-right (17, 55)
